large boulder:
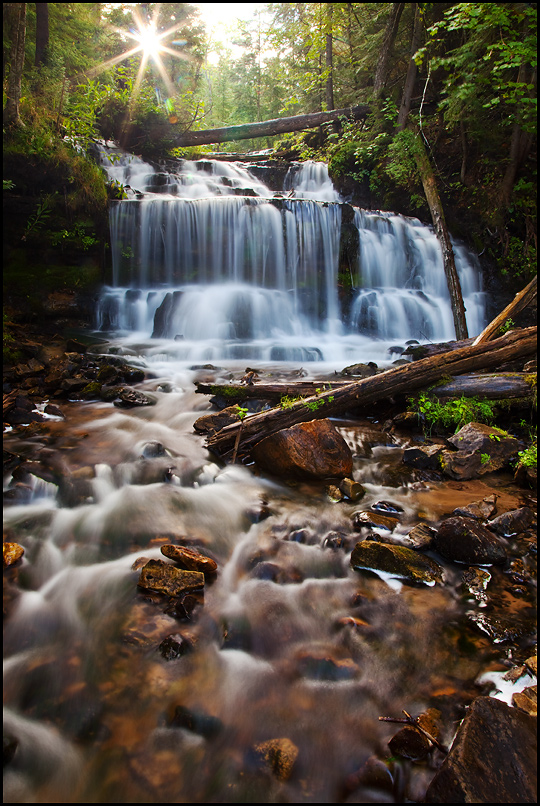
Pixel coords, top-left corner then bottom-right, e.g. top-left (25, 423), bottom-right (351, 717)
top-left (251, 418), bottom-right (353, 480)
top-left (434, 516), bottom-right (507, 565)
top-left (440, 423), bottom-right (520, 480)
top-left (424, 696), bottom-right (537, 803)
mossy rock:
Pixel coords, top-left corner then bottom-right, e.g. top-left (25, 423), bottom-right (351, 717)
top-left (351, 540), bottom-right (443, 585)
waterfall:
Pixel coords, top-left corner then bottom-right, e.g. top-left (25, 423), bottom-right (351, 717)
top-left (95, 144), bottom-right (486, 364)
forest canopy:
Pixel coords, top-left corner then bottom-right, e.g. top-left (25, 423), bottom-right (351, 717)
top-left (3, 2), bottom-right (537, 283)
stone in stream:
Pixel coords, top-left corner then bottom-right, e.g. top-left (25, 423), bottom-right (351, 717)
top-left (251, 737), bottom-right (299, 782)
top-left (3, 542), bottom-right (24, 567)
top-left (161, 544), bottom-right (218, 576)
top-left (352, 510), bottom-right (400, 532)
top-left (403, 523), bottom-right (437, 551)
top-left (251, 418), bottom-right (353, 480)
top-left (351, 540), bottom-right (444, 585)
top-left (138, 559), bottom-right (204, 597)
top-left (434, 516), bottom-right (507, 565)
top-left (440, 422), bottom-right (520, 480)
top-left (158, 632), bottom-right (194, 660)
top-left (488, 506), bottom-right (535, 536)
top-left (388, 708), bottom-right (443, 761)
top-left (403, 444), bottom-right (444, 470)
top-left (452, 494), bottom-right (498, 521)
top-left (424, 696), bottom-right (537, 803)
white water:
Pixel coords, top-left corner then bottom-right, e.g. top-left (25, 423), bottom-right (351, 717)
top-left (95, 144), bottom-right (486, 367)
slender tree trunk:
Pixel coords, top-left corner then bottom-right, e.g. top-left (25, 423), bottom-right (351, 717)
top-left (35, 2), bottom-right (49, 67)
top-left (373, 3), bottom-right (405, 99)
top-left (3, 3), bottom-right (27, 127)
top-left (397, 3), bottom-right (422, 130)
top-left (325, 3), bottom-right (334, 111)
top-left (499, 64), bottom-right (536, 207)
top-left (412, 129), bottom-right (469, 340)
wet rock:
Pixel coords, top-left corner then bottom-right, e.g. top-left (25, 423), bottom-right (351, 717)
top-left (138, 559), bottom-right (204, 597)
top-left (512, 685), bottom-right (537, 717)
top-left (424, 696), bottom-right (537, 803)
top-left (404, 523), bottom-right (436, 550)
top-left (321, 531), bottom-right (350, 550)
top-left (252, 737), bottom-right (298, 782)
top-left (403, 444), bottom-right (443, 469)
top-left (3, 542), bottom-right (24, 567)
top-left (339, 477), bottom-right (366, 501)
top-left (293, 648), bottom-right (359, 681)
top-left (158, 633), bottom-right (194, 660)
top-left (434, 516), bottom-right (507, 565)
top-left (351, 540), bottom-right (443, 585)
top-left (160, 545), bottom-right (217, 576)
top-left (113, 388), bottom-right (156, 407)
top-left (326, 483), bottom-right (344, 501)
top-left (341, 755), bottom-right (395, 800)
top-left (340, 362), bottom-right (378, 377)
top-left (251, 418), bottom-right (353, 480)
top-left (468, 611), bottom-right (532, 644)
top-left (388, 709), bottom-right (442, 761)
top-left (460, 567), bottom-right (491, 605)
top-left (352, 511), bottom-right (399, 532)
top-left (440, 423), bottom-right (521, 480)
top-left (169, 705), bottom-right (222, 739)
top-left (138, 440), bottom-right (167, 458)
top-left (250, 561), bottom-right (304, 584)
top-left (43, 403), bottom-right (64, 418)
top-left (452, 494), bottom-right (498, 521)
top-left (391, 410), bottom-right (421, 430)
top-left (488, 506), bottom-right (535, 536)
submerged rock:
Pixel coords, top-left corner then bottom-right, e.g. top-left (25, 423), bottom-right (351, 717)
top-left (351, 540), bottom-right (443, 585)
top-left (251, 418), bottom-right (353, 480)
top-left (138, 559), bottom-right (204, 597)
top-left (434, 516), bottom-right (507, 565)
top-left (424, 696), bottom-right (537, 803)
top-left (252, 737), bottom-right (299, 782)
top-left (488, 506), bottom-right (535, 536)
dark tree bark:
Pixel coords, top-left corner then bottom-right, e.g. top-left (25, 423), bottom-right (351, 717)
top-left (35, 2), bottom-right (49, 67)
top-left (171, 105), bottom-right (370, 147)
top-left (412, 129), bottom-right (469, 340)
top-left (499, 64), bottom-right (536, 207)
top-left (204, 327), bottom-right (536, 459)
top-left (397, 3), bottom-right (422, 130)
top-left (3, 3), bottom-right (27, 127)
top-left (373, 3), bottom-right (405, 99)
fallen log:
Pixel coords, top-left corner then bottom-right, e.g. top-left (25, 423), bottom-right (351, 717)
top-left (172, 105), bottom-right (370, 148)
top-left (472, 275), bottom-right (537, 346)
top-left (204, 327), bottom-right (536, 460)
top-left (196, 373), bottom-right (536, 407)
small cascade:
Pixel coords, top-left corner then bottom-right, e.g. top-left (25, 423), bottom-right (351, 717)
top-left (95, 143), bottom-right (486, 364)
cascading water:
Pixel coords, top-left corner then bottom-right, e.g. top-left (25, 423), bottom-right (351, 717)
top-left (7, 146), bottom-right (530, 806)
top-left (95, 145), bottom-right (486, 365)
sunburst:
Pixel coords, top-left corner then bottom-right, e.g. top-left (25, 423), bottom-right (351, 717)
top-left (92, 4), bottom-right (193, 106)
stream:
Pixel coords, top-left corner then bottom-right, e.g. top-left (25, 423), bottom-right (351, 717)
top-left (3, 152), bottom-right (536, 803)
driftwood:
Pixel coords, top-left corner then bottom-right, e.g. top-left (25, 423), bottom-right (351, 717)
top-left (196, 373), bottom-right (535, 407)
top-left (172, 105), bottom-right (370, 148)
top-left (472, 275), bottom-right (537, 346)
top-left (204, 327), bottom-right (536, 460)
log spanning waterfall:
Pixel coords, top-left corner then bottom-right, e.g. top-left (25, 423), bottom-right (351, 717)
top-left (95, 145), bottom-right (486, 363)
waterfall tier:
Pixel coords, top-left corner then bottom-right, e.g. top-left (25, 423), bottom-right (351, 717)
top-left (95, 145), bottom-right (486, 364)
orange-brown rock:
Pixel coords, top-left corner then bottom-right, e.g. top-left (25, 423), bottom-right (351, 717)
top-left (160, 545), bottom-right (217, 576)
top-left (3, 542), bottom-right (24, 567)
top-left (251, 418), bottom-right (353, 480)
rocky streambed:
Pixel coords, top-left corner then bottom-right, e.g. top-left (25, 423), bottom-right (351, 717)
top-left (3, 339), bottom-right (537, 803)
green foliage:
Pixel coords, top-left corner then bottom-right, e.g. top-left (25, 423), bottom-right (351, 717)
top-left (498, 318), bottom-right (515, 336)
top-left (518, 441), bottom-right (537, 468)
top-left (410, 394), bottom-right (498, 433)
top-left (280, 394), bottom-right (303, 409)
top-left (22, 195), bottom-right (53, 240)
top-left (235, 405), bottom-right (249, 421)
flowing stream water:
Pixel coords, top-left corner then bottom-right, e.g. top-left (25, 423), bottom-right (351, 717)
top-left (3, 150), bottom-right (534, 803)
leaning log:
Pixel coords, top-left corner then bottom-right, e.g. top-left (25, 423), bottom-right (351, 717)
top-left (472, 275), bottom-right (537, 346)
top-left (195, 373), bottom-right (536, 407)
top-left (172, 105), bottom-right (370, 148)
top-left (204, 327), bottom-right (536, 460)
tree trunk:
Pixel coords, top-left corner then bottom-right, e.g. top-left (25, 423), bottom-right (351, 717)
top-left (472, 275), bottom-right (537, 346)
top-left (397, 3), bottom-right (422, 130)
top-left (204, 327), bottom-right (536, 459)
top-left (373, 3), bottom-right (405, 99)
top-left (412, 129), bottom-right (469, 340)
top-left (3, 3), bottom-right (27, 127)
top-left (325, 4), bottom-right (334, 111)
top-left (35, 2), bottom-right (49, 67)
top-left (195, 373), bottom-right (535, 407)
top-left (172, 105), bottom-right (370, 147)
